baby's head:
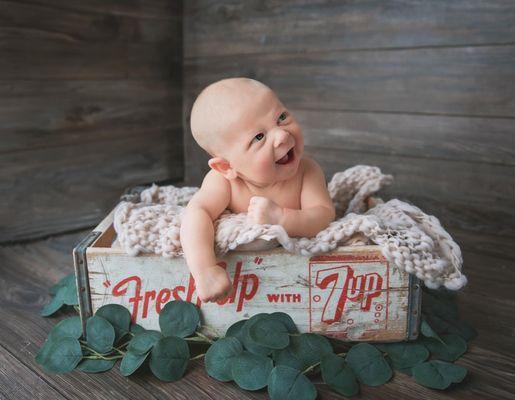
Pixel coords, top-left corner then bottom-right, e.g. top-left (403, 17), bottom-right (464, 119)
top-left (190, 77), bottom-right (304, 187)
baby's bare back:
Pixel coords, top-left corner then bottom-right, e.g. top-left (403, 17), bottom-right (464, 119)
top-left (227, 158), bottom-right (307, 213)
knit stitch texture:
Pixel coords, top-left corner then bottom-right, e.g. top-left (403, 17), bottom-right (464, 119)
top-left (113, 165), bottom-right (467, 290)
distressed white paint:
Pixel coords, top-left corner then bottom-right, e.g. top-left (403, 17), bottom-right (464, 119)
top-left (86, 242), bottom-right (411, 341)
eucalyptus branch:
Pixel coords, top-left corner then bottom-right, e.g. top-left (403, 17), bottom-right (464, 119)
top-left (190, 353), bottom-right (206, 361)
top-left (195, 331), bottom-right (214, 344)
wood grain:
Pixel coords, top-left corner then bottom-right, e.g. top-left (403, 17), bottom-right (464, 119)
top-left (184, 0), bottom-right (515, 57)
top-left (184, 45), bottom-right (515, 118)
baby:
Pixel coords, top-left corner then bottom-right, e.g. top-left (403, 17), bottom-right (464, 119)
top-left (180, 78), bottom-right (335, 303)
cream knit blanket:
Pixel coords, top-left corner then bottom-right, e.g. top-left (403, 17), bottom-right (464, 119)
top-left (113, 165), bottom-right (467, 290)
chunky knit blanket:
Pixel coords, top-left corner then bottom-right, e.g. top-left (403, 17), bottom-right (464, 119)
top-left (113, 165), bottom-right (467, 290)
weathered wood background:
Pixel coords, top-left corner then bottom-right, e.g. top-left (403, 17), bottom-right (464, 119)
top-left (0, 0), bottom-right (184, 243)
top-left (1, 1), bottom-right (515, 399)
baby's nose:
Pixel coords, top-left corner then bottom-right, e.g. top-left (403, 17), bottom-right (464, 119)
top-left (273, 128), bottom-right (290, 148)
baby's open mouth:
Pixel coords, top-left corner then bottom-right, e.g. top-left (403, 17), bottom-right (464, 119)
top-left (276, 147), bottom-right (294, 165)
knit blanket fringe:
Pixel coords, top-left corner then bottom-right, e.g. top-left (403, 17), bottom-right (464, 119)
top-left (113, 165), bottom-right (467, 291)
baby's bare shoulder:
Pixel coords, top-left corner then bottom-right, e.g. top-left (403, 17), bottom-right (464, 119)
top-left (299, 156), bottom-right (324, 177)
top-left (188, 170), bottom-right (231, 219)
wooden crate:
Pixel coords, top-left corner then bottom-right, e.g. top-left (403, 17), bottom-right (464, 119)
top-left (74, 209), bottom-right (421, 342)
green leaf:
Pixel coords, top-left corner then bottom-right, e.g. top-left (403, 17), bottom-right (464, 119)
top-left (77, 358), bottom-right (116, 373)
top-left (422, 334), bottom-right (467, 362)
top-left (374, 342), bottom-right (429, 369)
top-left (288, 334), bottom-right (333, 369)
top-left (346, 343), bottom-right (392, 386)
top-left (446, 319), bottom-right (478, 342)
top-left (272, 346), bottom-right (304, 371)
top-left (130, 323), bottom-right (146, 335)
top-left (62, 278), bottom-right (79, 306)
top-left (95, 304), bottom-right (131, 343)
top-left (120, 351), bottom-right (149, 376)
top-left (40, 293), bottom-right (65, 316)
top-left (127, 330), bottom-right (162, 355)
top-left (231, 351), bottom-right (273, 391)
top-left (36, 336), bottom-right (83, 374)
top-left (240, 314), bottom-right (273, 356)
top-left (412, 360), bottom-right (467, 390)
top-left (268, 365), bottom-right (317, 400)
top-left (269, 312), bottom-right (298, 334)
top-left (149, 336), bottom-right (190, 382)
top-left (49, 273), bottom-right (75, 296)
top-left (159, 301), bottom-right (200, 338)
top-left (205, 337), bottom-right (243, 382)
top-left (420, 319), bottom-right (445, 345)
top-left (48, 316), bottom-right (83, 340)
top-left (248, 317), bottom-right (290, 350)
top-left (321, 353), bottom-right (359, 397)
top-left (86, 316), bottom-right (116, 354)
top-left (225, 319), bottom-right (246, 340)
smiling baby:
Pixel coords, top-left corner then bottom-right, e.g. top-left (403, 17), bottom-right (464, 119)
top-left (180, 78), bottom-right (335, 303)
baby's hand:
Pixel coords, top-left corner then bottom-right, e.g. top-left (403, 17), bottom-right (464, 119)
top-left (246, 196), bottom-right (284, 225)
top-left (195, 265), bottom-right (233, 303)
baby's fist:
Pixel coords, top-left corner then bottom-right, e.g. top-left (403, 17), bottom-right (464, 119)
top-left (246, 196), bottom-right (284, 225)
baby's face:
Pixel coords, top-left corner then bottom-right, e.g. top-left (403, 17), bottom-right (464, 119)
top-left (215, 88), bottom-right (304, 187)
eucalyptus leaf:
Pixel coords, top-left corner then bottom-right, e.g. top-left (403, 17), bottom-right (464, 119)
top-left (412, 360), bottom-right (467, 389)
top-left (130, 323), bottom-right (146, 335)
top-left (36, 336), bottom-right (83, 374)
top-left (62, 279), bottom-right (79, 306)
top-left (240, 314), bottom-right (273, 356)
top-left (248, 317), bottom-right (290, 350)
top-left (231, 351), bottom-right (273, 391)
top-left (78, 358), bottom-right (116, 373)
top-left (48, 316), bottom-right (83, 340)
top-left (127, 330), bottom-right (162, 355)
top-left (268, 365), bottom-right (317, 400)
top-left (422, 334), bottom-right (467, 362)
top-left (49, 273), bottom-right (75, 296)
top-left (346, 343), bottom-right (392, 387)
top-left (86, 316), bottom-right (116, 354)
top-left (269, 312), bottom-right (298, 334)
top-left (321, 353), bottom-right (359, 397)
top-left (205, 337), bottom-right (243, 382)
top-left (225, 319), bottom-right (247, 340)
top-left (374, 342), bottom-right (429, 369)
top-left (40, 292), bottom-right (65, 316)
top-left (272, 346), bottom-right (304, 371)
top-left (288, 333), bottom-right (333, 369)
top-left (120, 350), bottom-right (149, 376)
top-left (95, 304), bottom-right (131, 342)
top-left (420, 319), bottom-right (445, 345)
top-left (149, 336), bottom-right (190, 382)
top-left (159, 301), bottom-right (200, 338)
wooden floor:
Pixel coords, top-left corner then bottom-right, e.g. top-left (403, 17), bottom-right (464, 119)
top-left (1, 228), bottom-right (514, 400)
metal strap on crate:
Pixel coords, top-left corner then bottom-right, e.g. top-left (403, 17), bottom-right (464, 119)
top-left (73, 231), bottom-right (102, 337)
top-left (406, 275), bottom-right (422, 340)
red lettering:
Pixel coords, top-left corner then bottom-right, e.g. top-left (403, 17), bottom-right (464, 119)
top-left (156, 289), bottom-right (171, 313)
top-left (237, 273), bottom-right (258, 312)
top-left (112, 275), bottom-right (142, 323)
top-left (267, 293), bottom-right (280, 303)
top-left (172, 285), bottom-right (185, 301)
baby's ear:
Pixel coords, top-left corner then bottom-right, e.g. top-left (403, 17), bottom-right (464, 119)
top-left (208, 157), bottom-right (237, 180)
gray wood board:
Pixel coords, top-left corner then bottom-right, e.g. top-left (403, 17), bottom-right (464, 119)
top-left (184, 45), bottom-right (515, 117)
top-left (0, 130), bottom-right (183, 243)
top-left (184, 0), bottom-right (515, 57)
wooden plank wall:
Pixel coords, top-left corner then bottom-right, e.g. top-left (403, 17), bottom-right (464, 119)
top-left (0, 0), bottom-right (183, 243)
top-left (182, 0), bottom-right (515, 243)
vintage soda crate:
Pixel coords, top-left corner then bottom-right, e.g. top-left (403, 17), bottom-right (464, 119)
top-left (74, 208), bottom-right (421, 342)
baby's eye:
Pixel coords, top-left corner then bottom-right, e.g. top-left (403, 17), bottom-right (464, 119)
top-left (278, 112), bottom-right (288, 123)
top-left (252, 133), bottom-right (265, 144)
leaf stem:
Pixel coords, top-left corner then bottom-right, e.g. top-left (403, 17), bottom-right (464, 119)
top-left (190, 353), bottom-right (206, 361)
top-left (195, 331), bottom-right (214, 344)
top-left (73, 305), bottom-right (81, 313)
top-left (302, 352), bottom-right (347, 375)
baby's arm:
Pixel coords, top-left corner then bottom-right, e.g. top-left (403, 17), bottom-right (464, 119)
top-left (180, 170), bottom-right (232, 302)
top-left (280, 158), bottom-right (335, 237)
